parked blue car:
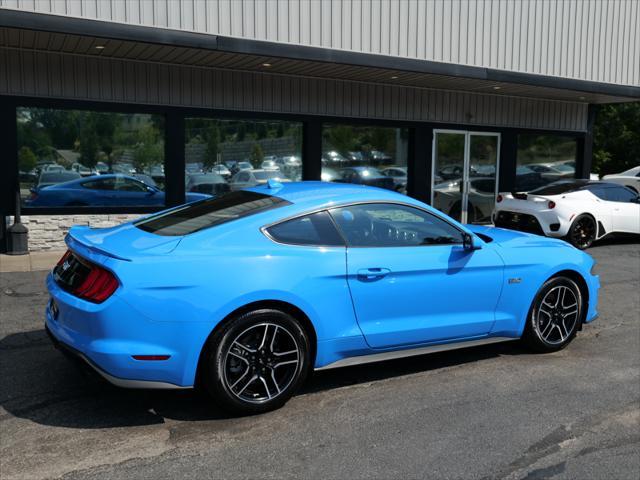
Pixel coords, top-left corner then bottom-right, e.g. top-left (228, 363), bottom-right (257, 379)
top-left (46, 181), bottom-right (599, 413)
top-left (26, 174), bottom-right (209, 207)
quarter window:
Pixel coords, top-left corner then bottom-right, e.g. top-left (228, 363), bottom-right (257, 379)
top-left (601, 185), bottom-right (637, 202)
top-left (135, 190), bottom-right (290, 236)
top-left (329, 203), bottom-right (464, 247)
top-left (266, 211), bottom-right (344, 246)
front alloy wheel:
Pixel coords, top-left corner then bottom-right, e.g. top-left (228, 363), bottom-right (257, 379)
top-left (202, 309), bottom-right (311, 414)
top-left (522, 276), bottom-right (583, 352)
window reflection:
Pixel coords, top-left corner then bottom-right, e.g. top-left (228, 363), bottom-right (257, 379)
top-left (17, 108), bottom-right (165, 208)
top-left (185, 118), bottom-right (303, 193)
top-left (516, 135), bottom-right (577, 191)
top-left (321, 124), bottom-right (409, 193)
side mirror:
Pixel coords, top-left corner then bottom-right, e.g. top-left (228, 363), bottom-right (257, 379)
top-left (146, 186), bottom-right (157, 195)
top-left (462, 233), bottom-right (481, 251)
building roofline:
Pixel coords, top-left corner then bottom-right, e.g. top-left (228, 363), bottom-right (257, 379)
top-left (1, 8), bottom-right (639, 101)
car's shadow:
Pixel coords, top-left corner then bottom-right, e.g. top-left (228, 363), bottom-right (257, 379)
top-left (0, 328), bottom-right (524, 428)
top-left (590, 233), bottom-right (640, 248)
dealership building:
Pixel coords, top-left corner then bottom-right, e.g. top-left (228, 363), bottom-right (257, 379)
top-left (1, 0), bottom-right (638, 252)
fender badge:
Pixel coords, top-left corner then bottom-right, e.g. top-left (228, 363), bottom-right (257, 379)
top-left (508, 277), bottom-right (522, 284)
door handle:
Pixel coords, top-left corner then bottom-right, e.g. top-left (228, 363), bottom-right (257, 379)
top-left (357, 268), bottom-right (391, 281)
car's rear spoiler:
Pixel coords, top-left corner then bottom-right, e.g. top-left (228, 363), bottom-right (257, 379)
top-left (66, 229), bottom-right (132, 262)
top-left (510, 192), bottom-right (528, 200)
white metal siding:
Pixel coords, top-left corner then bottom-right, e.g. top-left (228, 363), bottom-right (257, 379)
top-left (1, 0), bottom-right (638, 86)
top-left (0, 47), bottom-right (588, 131)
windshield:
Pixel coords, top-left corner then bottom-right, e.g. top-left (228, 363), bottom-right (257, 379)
top-left (135, 191), bottom-right (290, 236)
top-left (356, 168), bottom-right (384, 179)
top-left (254, 171), bottom-right (282, 181)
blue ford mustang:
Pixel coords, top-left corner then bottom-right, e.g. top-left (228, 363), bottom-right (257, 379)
top-left (26, 174), bottom-right (208, 207)
top-left (46, 181), bottom-right (599, 413)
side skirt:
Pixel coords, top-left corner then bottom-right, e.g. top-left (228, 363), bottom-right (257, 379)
top-left (315, 336), bottom-right (518, 371)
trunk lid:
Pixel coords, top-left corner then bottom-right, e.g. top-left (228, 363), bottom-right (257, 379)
top-left (67, 223), bottom-right (182, 261)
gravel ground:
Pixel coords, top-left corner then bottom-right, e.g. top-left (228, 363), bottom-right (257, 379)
top-left (0, 238), bottom-right (638, 480)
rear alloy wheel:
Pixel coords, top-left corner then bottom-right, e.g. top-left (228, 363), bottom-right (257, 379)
top-left (522, 276), bottom-right (583, 352)
top-left (567, 214), bottom-right (596, 249)
top-left (202, 309), bottom-right (311, 414)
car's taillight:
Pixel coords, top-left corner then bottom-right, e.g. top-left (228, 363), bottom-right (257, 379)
top-left (496, 194), bottom-right (503, 203)
top-left (56, 250), bottom-right (72, 266)
top-left (72, 263), bottom-right (119, 303)
top-left (548, 200), bottom-right (556, 209)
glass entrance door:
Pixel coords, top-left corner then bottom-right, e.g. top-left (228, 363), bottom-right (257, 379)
top-left (432, 130), bottom-right (500, 224)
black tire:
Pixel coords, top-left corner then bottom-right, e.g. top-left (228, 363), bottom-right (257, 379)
top-left (567, 214), bottom-right (597, 249)
top-left (522, 276), bottom-right (584, 353)
top-left (201, 309), bottom-right (311, 414)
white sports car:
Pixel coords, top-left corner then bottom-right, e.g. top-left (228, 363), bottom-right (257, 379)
top-left (602, 166), bottom-right (640, 194)
top-left (493, 180), bottom-right (640, 249)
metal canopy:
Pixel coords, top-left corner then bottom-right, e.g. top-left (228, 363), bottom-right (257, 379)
top-left (1, 9), bottom-right (638, 104)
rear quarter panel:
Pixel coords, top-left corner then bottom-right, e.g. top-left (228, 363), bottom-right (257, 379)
top-left (109, 213), bottom-right (362, 371)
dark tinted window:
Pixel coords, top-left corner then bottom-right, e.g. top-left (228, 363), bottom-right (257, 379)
top-left (114, 177), bottom-right (147, 192)
top-left (529, 180), bottom-right (590, 196)
top-left (584, 184), bottom-right (607, 199)
top-left (135, 191), bottom-right (290, 236)
top-left (602, 185), bottom-right (638, 202)
top-left (266, 211), bottom-right (344, 246)
top-left (82, 178), bottom-right (115, 190)
top-left (329, 203), bottom-right (464, 247)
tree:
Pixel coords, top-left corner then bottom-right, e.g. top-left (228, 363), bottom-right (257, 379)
top-left (204, 123), bottom-right (221, 170)
top-left (79, 128), bottom-right (99, 168)
top-left (18, 146), bottom-right (37, 173)
top-left (133, 125), bottom-right (163, 173)
top-left (593, 102), bottom-right (640, 176)
top-left (325, 125), bottom-right (355, 154)
top-left (250, 143), bottom-right (264, 166)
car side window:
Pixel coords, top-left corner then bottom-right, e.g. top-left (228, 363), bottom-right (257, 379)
top-left (266, 211), bottom-right (345, 246)
top-left (329, 203), bottom-right (464, 247)
top-left (82, 178), bottom-right (115, 190)
top-left (114, 178), bottom-right (147, 192)
top-left (602, 185), bottom-right (637, 202)
top-left (584, 185), bottom-right (607, 199)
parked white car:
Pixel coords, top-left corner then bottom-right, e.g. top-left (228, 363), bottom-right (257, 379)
top-left (602, 166), bottom-right (640, 193)
top-left (493, 180), bottom-right (640, 249)
top-left (229, 169), bottom-right (290, 190)
top-left (261, 159), bottom-right (280, 171)
top-left (210, 164), bottom-right (232, 178)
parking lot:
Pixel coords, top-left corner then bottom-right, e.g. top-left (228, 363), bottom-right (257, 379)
top-left (1, 239), bottom-right (638, 480)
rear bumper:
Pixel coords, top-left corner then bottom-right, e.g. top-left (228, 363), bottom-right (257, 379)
top-left (494, 209), bottom-right (569, 237)
top-left (45, 273), bottom-right (209, 388)
top-left (45, 324), bottom-right (188, 389)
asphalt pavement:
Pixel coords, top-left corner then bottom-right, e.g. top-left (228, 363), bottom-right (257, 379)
top-left (1, 238), bottom-right (638, 479)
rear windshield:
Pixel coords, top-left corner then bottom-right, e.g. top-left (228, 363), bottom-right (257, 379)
top-left (528, 180), bottom-right (589, 196)
top-left (134, 191), bottom-right (290, 236)
top-left (40, 172), bottom-right (81, 184)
